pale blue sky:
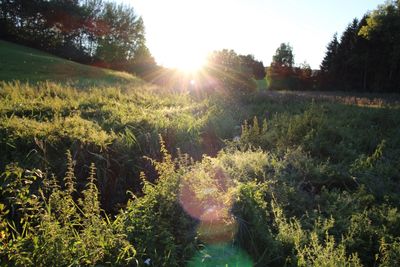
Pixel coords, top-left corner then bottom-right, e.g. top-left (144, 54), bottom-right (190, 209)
top-left (119, 0), bottom-right (384, 69)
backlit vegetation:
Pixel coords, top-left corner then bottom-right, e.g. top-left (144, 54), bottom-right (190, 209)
top-left (1, 13), bottom-right (400, 265)
top-left (1, 75), bottom-right (400, 265)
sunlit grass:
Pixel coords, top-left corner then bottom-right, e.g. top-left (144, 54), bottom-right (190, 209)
top-left (2, 40), bottom-right (400, 266)
top-left (0, 40), bottom-right (142, 86)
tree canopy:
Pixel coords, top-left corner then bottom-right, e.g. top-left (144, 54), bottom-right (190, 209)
top-left (267, 43), bottom-right (314, 91)
top-left (319, 0), bottom-right (400, 92)
top-left (205, 49), bottom-right (261, 96)
top-left (0, 0), bottom-right (156, 76)
top-left (272, 43), bottom-right (294, 68)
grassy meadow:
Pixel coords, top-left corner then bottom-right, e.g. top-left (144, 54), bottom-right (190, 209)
top-left (0, 40), bottom-right (142, 87)
top-left (1, 41), bottom-right (400, 266)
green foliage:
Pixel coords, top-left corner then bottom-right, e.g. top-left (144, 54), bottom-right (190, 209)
top-left (233, 182), bottom-right (283, 266)
top-left (0, 153), bottom-right (136, 266)
top-left (239, 54), bottom-right (266, 80)
top-left (123, 136), bottom-right (196, 266)
top-left (96, 2), bottom-right (145, 68)
top-left (1, 61), bottom-right (400, 267)
top-left (239, 116), bottom-right (268, 149)
top-left (206, 49), bottom-right (257, 96)
top-left (0, 81), bottom-right (211, 208)
top-left (377, 237), bottom-right (400, 266)
top-left (320, 1), bottom-right (400, 92)
top-left (268, 43), bottom-right (315, 90)
top-left (273, 43), bottom-right (294, 68)
top-left (0, 0), bottom-right (152, 75)
top-left (296, 233), bottom-right (362, 267)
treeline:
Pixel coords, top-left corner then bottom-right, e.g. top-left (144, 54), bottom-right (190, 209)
top-left (2, 1), bottom-right (400, 93)
top-left (205, 49), bottom-right (266, 94)
top-left (267, 1), bottom-right (400, 93)
top-left (319, 0), bottom-right (400, 93)
top-left (0, 0), bottom-right (157, 76)
top-left (156, 49), bottom-right (266, 97)
top-left (267, 43), bottom-right (314, 91)
top-left (206, 8), bottom-right (400, 94)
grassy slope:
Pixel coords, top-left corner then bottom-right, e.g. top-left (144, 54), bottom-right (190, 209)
top-left (0, 41), bottom-right (214, 207)
top-left (0, 40), bottom-right (141, 86)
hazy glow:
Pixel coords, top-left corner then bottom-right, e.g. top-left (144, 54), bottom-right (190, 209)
top-left (121, 0), bottom-right (384, 69)
top-left (172, 48), bottom-right (206, 72)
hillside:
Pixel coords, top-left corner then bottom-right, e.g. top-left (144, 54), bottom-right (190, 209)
top-left (0, 40), bottom-right (141, 86)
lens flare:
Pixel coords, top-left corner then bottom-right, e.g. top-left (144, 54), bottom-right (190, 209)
top-left (188, 243), bottom-right (253, 267)
top-left (180, 168), bottom-right (244, 255)
top-left (179, 167), bottom-right (233, 224)
top-left (197, 213), bottom-right (238, 244)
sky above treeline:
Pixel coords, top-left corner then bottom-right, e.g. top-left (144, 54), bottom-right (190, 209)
top-left (119, 0), bottom-right (384, 70)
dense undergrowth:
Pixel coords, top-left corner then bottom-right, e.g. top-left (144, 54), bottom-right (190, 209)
top-left (1, 80), bottom-right (400, 266)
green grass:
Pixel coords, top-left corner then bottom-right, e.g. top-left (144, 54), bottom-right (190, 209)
top-left (1, 41), bottom-right (400, 266)
top-left (255, 79), bottom-right (268, 91)
top-left (0, 40), bottom-right (142, 86)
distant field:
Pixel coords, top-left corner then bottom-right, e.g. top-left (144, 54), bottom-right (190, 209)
top-left (0, 40), bottom-right (142, 86)
top-left (255, 90), bottom-right (400, 110)
top-left (255, 79), bottom-right (268, 91)
top-left (279, 90), bottom-right (400, 107)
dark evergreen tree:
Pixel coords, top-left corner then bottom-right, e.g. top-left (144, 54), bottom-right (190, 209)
top-left (320, 33), bottom-right (339, 74)
top-left (319, 1), bottom-right (400, 92)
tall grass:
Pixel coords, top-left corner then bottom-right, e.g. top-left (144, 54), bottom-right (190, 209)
top-left (1, 79), bottom-right (400, 265)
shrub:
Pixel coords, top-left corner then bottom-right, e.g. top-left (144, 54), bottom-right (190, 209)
top-left (123, 136), bottom-right (197, 266)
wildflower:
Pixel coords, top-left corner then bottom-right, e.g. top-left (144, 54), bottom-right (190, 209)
top-left (144, 258), bottom-right (151, 265)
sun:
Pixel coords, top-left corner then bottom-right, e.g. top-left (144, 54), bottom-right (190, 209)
top-left (154, 42), bottom-right (207, 72)
top-left (169, 50), bottom-right (207, 73)
top-left (144, 1), bottom-right (212, 73)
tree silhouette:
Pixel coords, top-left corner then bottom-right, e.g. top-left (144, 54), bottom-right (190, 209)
top-left (0, 0), bottom-right (152, 76)
top-left (206, 49), bottom-right (257, 96)
top-left (267, 43), bottom-right (295, 90)
top-left (272, 43), bottom-right (294, 68)
top-left (319, 1), bottom-right (400, 92)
